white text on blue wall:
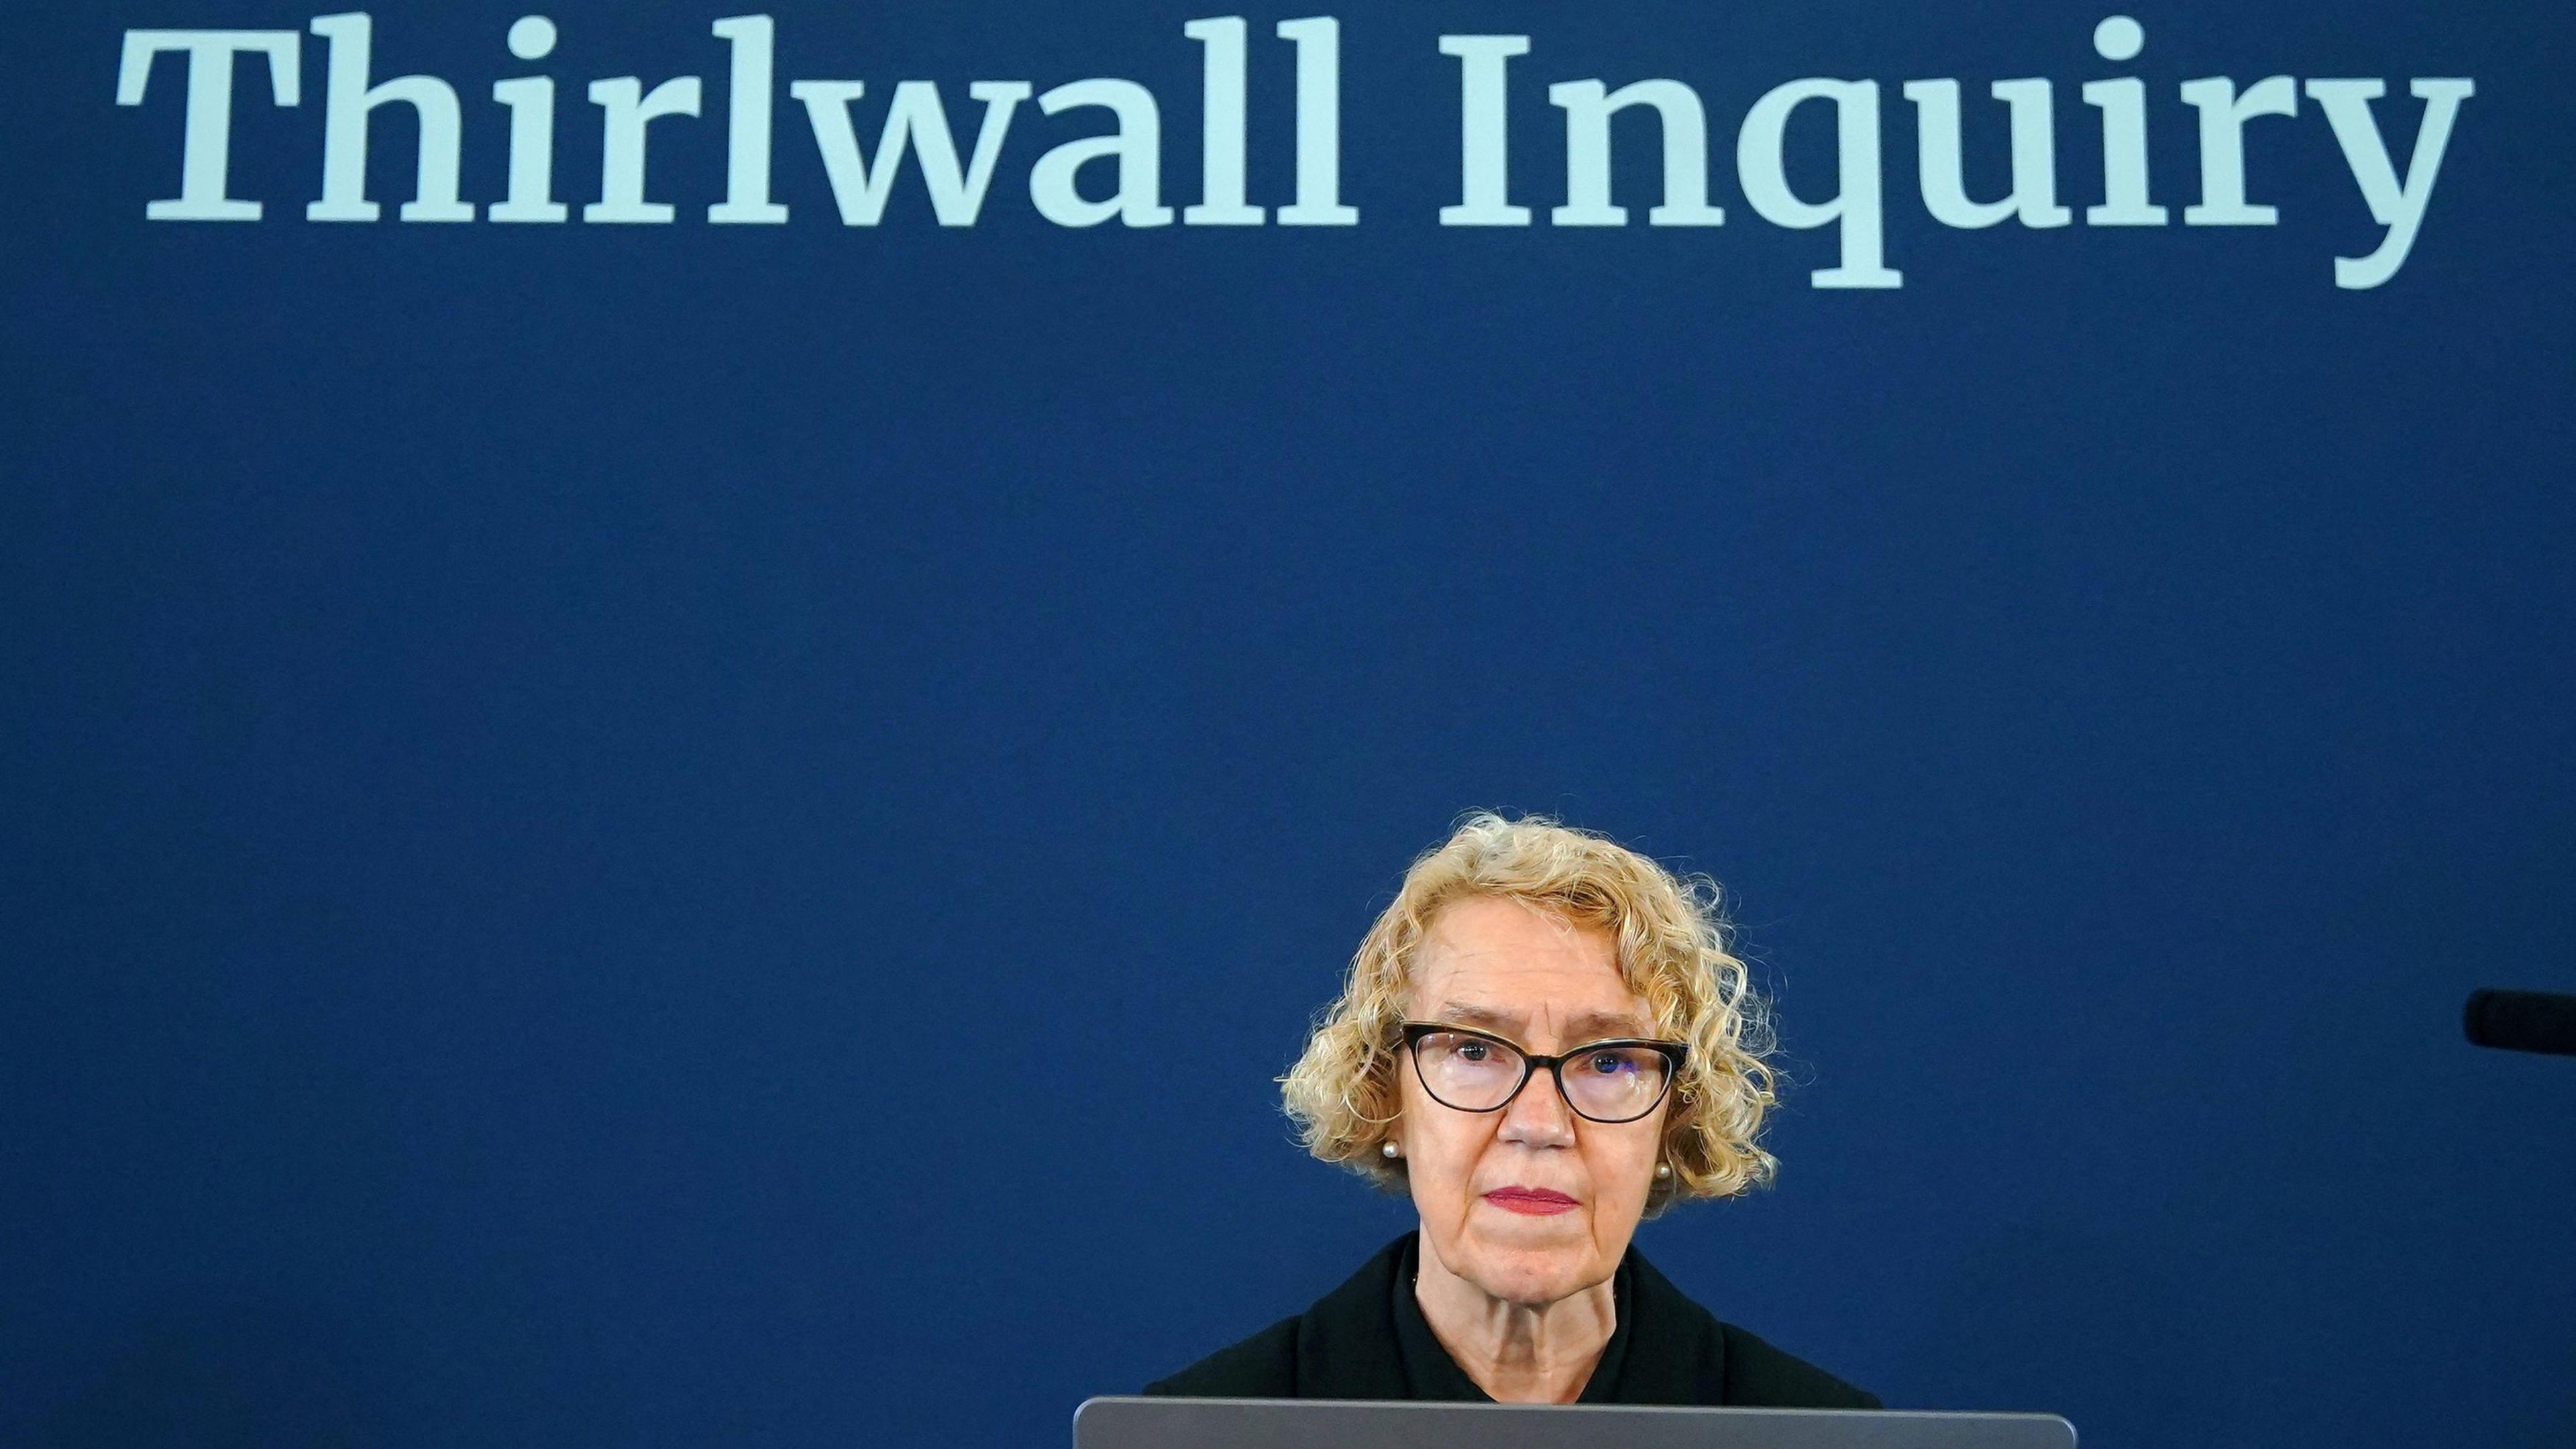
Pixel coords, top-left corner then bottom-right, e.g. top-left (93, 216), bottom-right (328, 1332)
top-left (115, 13), bottom-right (2473, 289)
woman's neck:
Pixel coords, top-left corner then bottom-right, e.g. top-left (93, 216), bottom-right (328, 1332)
top-left (1411, 1240), bottom-right (1617, 1404)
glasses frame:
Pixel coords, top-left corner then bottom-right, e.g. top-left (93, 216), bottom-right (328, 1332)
top-left (1399, 1022), bottom-right (1690, 1125)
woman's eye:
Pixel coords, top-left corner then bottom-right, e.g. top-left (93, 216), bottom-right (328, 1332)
top-left (1456, 1042), bottom-right (1489, 1062)
top-left (1589, 1051), bottom-right (1634, 1075)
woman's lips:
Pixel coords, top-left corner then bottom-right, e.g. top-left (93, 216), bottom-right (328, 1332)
top-left (1482, 1187), bottom-right (1580, 1216)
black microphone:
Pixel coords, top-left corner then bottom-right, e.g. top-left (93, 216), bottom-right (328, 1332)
top-left (2463, 989), bottom-right (2576, 1058)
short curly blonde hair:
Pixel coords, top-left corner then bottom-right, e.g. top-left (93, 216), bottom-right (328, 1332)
top-left (1280, 813), bottom-right (1778, 1211)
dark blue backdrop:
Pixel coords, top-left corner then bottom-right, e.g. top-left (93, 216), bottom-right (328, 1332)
top-left (6, 2), bottom-right (2573, 1445)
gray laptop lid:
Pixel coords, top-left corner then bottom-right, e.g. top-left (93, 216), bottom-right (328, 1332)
top-left (1075, 1398), bottom-right (2077, 1449)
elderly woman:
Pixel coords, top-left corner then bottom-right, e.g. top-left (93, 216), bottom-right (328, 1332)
top-left (1147, 814), bottom-right (1877, 1407)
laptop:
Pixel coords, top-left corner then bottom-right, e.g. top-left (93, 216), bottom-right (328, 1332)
top-left (1074, 1397), bottom-right (2078, 1448)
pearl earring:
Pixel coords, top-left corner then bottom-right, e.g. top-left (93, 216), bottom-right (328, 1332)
top-left (1654, 1162), bottom-right (1672, 1181)
top-left (1381, 1140), bottom-right (1401, 1160)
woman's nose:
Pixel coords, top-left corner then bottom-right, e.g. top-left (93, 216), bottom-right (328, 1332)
top-left (1497, 1067), bottom-right (1578, 1146)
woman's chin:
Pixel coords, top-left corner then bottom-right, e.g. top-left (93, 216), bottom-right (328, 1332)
top-left (1453, 1227), bottom-right (1603, 1306)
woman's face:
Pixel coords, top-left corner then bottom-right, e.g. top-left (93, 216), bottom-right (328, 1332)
top-left (1393, 896), bottom-right (1669, 1308)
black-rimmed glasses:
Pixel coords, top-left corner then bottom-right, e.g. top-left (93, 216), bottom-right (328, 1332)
top-left (1400, 1022), bottom-right (1688, 1124)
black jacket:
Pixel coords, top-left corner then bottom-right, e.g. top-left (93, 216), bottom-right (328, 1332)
top-left (1146, 1233), bottom-right (1879, 1408)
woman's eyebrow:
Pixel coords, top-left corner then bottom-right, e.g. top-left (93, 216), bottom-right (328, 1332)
top-left (1432, 1004), bottom-right (1650, 1040)
top-left (1562, 1010), bottom-right (1652, 1039)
